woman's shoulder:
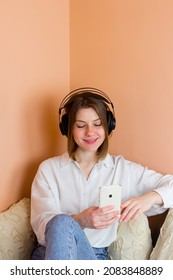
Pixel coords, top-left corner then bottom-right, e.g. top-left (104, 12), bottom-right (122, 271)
top-left (38, 152), bottom-right (70, 170)
top-left (107, 154), bottom-right (141, 168)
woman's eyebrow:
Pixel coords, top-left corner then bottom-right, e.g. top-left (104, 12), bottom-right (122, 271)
top-left (75, 118), bottom-right (101, 122)
top-left (75, 120), bottom-right (86, 123)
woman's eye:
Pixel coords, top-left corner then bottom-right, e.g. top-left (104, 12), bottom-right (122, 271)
top-left (75, 121), bottom-right (102, 128)
top-left (76, 124), bottom-right (86, 128)
top-left (94, 122), bottom-right (102, 127)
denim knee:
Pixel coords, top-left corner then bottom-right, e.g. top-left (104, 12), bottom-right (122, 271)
top-left (45, 214), bottom-right (75, 235)
top-left (44, 214), bottom-right (97, 260)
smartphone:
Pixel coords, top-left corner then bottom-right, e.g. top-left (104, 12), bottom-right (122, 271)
top-left (99, 185), bottom-right (121, 211)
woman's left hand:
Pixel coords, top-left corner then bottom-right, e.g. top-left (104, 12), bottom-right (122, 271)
top-left (120, 191), bottom-right (163, 222)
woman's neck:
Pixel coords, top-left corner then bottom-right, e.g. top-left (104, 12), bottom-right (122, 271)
top-left (75, 149), bottom-right (98, 178)
top-left (75, 149), bottom-right (97, 165)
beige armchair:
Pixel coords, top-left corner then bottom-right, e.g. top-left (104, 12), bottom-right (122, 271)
top-left (0, 198), bottom-right (172, 260)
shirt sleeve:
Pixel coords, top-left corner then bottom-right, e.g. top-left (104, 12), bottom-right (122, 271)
top-left (125, 160), bottom-right (173, 215)
top-left (142, 169), bottom-right (173, 211)
top-left (31, 162), bottom-right (62, 246)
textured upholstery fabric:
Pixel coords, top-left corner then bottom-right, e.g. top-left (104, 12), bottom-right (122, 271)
top-left (108, 214), bottom-right (153, 260)
top-left (0, 197), bottom-right (171, 260)
top-left (150, 208), bottom-right (173, 260)
top-left (0, 198), bottom-right (36, 260)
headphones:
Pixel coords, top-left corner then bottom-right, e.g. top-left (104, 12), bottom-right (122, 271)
top-left (59, 87), bottom-right (116, 136)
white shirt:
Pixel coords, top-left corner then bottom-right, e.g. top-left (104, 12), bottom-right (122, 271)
top-left (31, 152), bottom-right (173, 247)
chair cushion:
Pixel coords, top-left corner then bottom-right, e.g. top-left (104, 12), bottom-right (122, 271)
top-left (108, 214), bottom-right (153, 260)
top-left (0, 198), bottom-right (36, 259)
top-left (150, 208), bottom-right (173, 260)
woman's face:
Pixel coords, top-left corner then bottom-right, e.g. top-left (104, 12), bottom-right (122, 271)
top-left (73, 107), bottom-right (105, 153)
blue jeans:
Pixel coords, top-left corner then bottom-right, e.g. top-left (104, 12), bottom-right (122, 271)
top-left (32, 214), bottom-right (109, 260)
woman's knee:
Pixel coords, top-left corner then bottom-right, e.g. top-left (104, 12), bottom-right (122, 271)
top-left (46, 214), bottom-right (75, 234)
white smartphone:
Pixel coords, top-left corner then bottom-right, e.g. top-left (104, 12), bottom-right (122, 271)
top-left (99, 185), bottom-right (121, 211)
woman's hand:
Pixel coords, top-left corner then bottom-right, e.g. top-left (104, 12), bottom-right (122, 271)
top-left (72, 205), bottom-right (120, 229)
top-left (120, 191), bottom-right (163, 222)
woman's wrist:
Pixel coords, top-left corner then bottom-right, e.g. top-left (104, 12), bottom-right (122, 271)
top-left (71, 213), bottom-right (85, 229)
top-left (150, 191), bottom-right (163, 205)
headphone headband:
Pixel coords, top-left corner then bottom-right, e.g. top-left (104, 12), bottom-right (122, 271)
top-left (59, 87), bottom-right (115, 116)
top-left (59, 87), bottom-right (116, 136)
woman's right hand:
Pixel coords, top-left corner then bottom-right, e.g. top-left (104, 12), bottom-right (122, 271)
top-left (72, 206), bottom-right (120, 229)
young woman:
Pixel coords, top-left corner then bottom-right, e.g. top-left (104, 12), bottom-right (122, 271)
top-left (31, 87), bottom-right (173, 260)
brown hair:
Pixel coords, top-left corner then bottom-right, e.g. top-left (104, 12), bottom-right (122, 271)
top-left (65, 93), bottom-right (110, 161)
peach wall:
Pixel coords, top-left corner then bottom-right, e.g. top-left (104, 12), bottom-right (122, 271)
top-left (1, 0), bottom-right (173, 212)
top-left (0, 0), bottom-right (69, 211)
top-left (70, 0), bottom-right (173, 174)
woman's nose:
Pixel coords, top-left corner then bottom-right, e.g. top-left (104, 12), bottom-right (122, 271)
top-left (86, 125), bottom-right (94, 135)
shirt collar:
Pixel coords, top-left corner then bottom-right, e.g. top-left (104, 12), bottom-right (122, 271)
top-left (60, 152), bottom-right (73, 167)
top-left (60, 152), bottom-right (114, 168)
top-left (98, 154), bottom-right (114, 168)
